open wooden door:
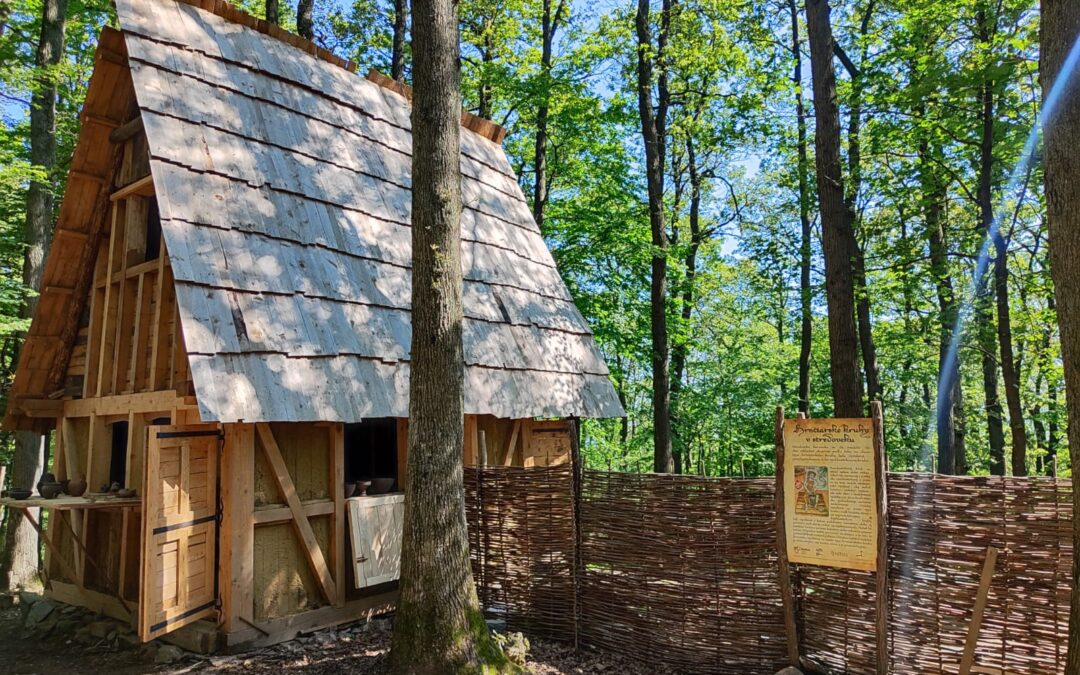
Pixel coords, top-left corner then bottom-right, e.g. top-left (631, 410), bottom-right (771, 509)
top-left (139, 424), bottom-right (221, 641)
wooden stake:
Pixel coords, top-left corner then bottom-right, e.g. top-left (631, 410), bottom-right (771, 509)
top-left (871, 400), bottom-right (889, 675)
top-left (959, 546), bottom-right (999, 675)
top-left (774, 406), bottom-right (799, 666)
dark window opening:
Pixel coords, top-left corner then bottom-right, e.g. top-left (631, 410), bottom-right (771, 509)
top-left (144, 200), bottom-right (161, 262)
top-left (151, 416), bottom-right (171, 426)
top-left (110, 421), bottom-right (129, 488)
top-left (344, 419), bottom-right (398, 493)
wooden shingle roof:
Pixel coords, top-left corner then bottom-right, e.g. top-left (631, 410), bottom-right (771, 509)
top-left (111, 0), bottom-right (622, 422)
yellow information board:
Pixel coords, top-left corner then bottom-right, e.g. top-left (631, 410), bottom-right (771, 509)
top-left (783, 418), bottom-right (878, 572)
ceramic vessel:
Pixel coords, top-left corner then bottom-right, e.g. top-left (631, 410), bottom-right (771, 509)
top-left (8, 489), bottom-right (32, 500)
top-left (39, 483), bottom-right (62, 499)
top-left (67, 475), bottom-right (87, 497)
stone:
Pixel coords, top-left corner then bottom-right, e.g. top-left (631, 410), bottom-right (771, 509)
top-left (18, 591), bottom-right (41, 607)
top-left (116, 632), bottom-right (141, 649)
top-left (75, 625), bottom-right (98, 646)
top-left (0, 593), bottom-right (14, 610)
top-left (154, 644), bottom-right (185, 664)
top-left (775, 668), bottom-right (804, 675)
top-left (55, 619), bottom-right (81, 635)
top-left (88, 619), bottom-right (113, 639)
top-left (24, 598), bottom-right (57, 628)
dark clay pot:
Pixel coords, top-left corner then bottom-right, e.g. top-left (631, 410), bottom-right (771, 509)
top-left (38, 483), bottom-right (62, 499)
top-left (66, 476), bottom-right (87, 498)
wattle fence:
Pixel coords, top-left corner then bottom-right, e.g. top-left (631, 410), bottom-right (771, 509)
top-left (465, 466), bottom-right (1073, 675)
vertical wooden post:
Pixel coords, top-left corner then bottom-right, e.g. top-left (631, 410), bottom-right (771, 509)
top-left (569, 417), bottom-right (584, 651)
top-left (775, 406), bottom-right (800, 666)
top-left (871, 400), bottom-right (890, 675)
top-left (218, 423), bottom-right (255, 634)
top-left (329, 423), bottom-right (345, 607)
top-left (396, 418), bottom-right (408, 489)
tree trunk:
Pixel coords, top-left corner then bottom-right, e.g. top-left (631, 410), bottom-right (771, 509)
top-left (266, 0), bottom-right (279, 25)
top-left (670, 133), bottom-right (703, 475)
top-left (790, 0), bottom-right (812, 416)
top-left (974, 9), bottom-right (1007, 476)
top-left (636, 0), bottom-right (673, 473)
top-left (844, 0), bottom-right (881, 408)
top-left (994, 231), bottom-right (1027, 474)
top-left (532, 0), bottom-right (564, 230)
top-left (805, 0), bottom-right (862, 418)
top-left (296, 0), bottom-right (314, 40)
top-left (391, 0), bottom-right (407, 81)
top-left (2, 0), bottom-right (67, 592)
top-left (388, 0), bottom-right (508, 669)
top-left (1041, 2), bottom-right (1080, 670)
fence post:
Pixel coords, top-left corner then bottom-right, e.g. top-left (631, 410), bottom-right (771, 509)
top-left (569, 416), bottom-right (583, 651)
top-left (872, 400), bottom-right (890, 675)
top-left (774, 406), bottom-right (800, 667)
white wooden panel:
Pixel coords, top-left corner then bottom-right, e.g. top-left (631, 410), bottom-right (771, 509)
top-left (346, 494), bottom-right (404, 589)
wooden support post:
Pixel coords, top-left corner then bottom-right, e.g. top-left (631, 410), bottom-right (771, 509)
top-left (329, 423), bottom-right (345, 607)
top-left (219, 423), bottom-right (255, 633)
top-left (478, 429), bottom-right (488, 466)
top-left (464, 415), bottom-right (478, 466)
top-left (255, 423), bottom-right (338, 603)
top-left (871, 400), bottom-right (889, 675)
top-left (959, 546), bottom-right (999, 675)
top-left (503, 420), bottom-right (521, 466)
top-left (396, 418), bottom-right (408, 490)
top-left (774, 406), bottom-right (800, 667)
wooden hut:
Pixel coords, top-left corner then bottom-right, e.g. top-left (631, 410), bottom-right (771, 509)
top-left (1, 0), bottom-right (621, 652)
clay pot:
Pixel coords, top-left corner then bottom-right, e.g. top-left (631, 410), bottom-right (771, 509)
top-left (367, 477), bottom-right (396, 495)
top-left (8, 489), bottom-right (32, 500)
top-left (38, 483), bottom-right (62, 499)
top-left (66, 475), bottom-right (87, 497)
top-left (36, 472), bottom-right (56, 493)
top-left (344, 482), bottom-right (358, 498)
top-left (117, 488), bottom-right (137, 498)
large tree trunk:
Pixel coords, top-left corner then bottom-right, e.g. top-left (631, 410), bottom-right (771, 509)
top-left (805, 0), bottom-right (862, 418)
top-left (636, 0), bottom-right (673, 473)
top-left (2, 0), bottom-right (67, 592)
top-left (388, 0), bottom-right (507, 669)
top-left (391, 0), bottom-right (407, 81)
top-left (1041, 2), bottom-right (1080, 670)
top-left (266, 0), bottom-right (279, 25)
top-left (531, 0), bottom-right (564, 230)
top-left (296, 0), bottom-right (314, 40)
top-left (789, 0), bottom-right (813, 416)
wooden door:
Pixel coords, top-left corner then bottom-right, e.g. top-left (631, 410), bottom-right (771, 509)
top-left (347, 494), bottom-right (404, 588)
top-left (139, 424), bottom-right (220, 641)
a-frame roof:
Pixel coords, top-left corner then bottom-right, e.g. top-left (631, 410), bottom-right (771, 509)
top-left (6, 0), bottom-right (622, 428)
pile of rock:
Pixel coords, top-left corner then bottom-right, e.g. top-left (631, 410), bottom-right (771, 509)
top-left (9, 592), bottom-right (189, 664)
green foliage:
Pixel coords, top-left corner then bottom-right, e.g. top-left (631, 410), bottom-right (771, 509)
top-left (0, 0), bottom-right (1067, 480)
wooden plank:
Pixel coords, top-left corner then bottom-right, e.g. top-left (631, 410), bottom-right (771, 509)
top-left (330, 423), bottom-right (345, 607)
top-left (503, 419), bottom-right (521, 466)
top-left (127, 274), bottom-right (148, 392)
top-left (959, 546), bottom-right (1000, 675)
top-left (220, 423), bottom-right (255, 633)
top-left (125, 412), bottom-right (146, 490)
top-left (95, 203), bottom-right (122, 397)
top-left (148, 250), bottom-right (168, 390)
top-left (109, 115), bottom-right (144, 145)
top-left (252, 500), bottom-right (334, 525)
top-left (83, 247), bottom-right (107, 397)
top-left (220, 591), bottom-right (397, 651)
top-left (255, 423), bottom-right (337, 603)
top-left (63, 390), bottom-right (189, 418)
top-left (109, 174), bottom-right (154, 201)
top-left (464, 415), bottom-right (478, 467)
top-left (774, 406), bottom-right (800, 667)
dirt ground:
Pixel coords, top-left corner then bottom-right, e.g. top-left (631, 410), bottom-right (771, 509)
top-left (0, 601), bottom-right (662, 675)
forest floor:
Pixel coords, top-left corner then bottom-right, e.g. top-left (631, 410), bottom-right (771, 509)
top-left (0, 595), bottom-right (662, 675)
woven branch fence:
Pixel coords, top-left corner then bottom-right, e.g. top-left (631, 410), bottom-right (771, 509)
top-left (466, 467), bottom-right (1073, 675)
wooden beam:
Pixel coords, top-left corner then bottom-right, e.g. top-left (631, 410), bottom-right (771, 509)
top-left (252, 499), bottom-right (335, 525)
top-left (959, 546), bottom-right (1000, 675)
top-left (63, 390), bottom-right (192, 418)
top-left (330, 423), bottom-right (345, 607)
top-left (108, 115), bottom-right (143, 145)
top-left (774, 406), bottom-right (800, 667)
top-left (255, 424), bottom-right (338, 603)
top-left (503, 420), bottom-right (521, 466)
top-left (396, 418), bottom-right (408, 489)
top-left (109, 174), bottom-right (153, 201)
top-left (147, 252), bottom-right (168, 390)
top-left (872, 400), bottom-right (890, 675)
top-left (95, 202), bottom-right (121, 397)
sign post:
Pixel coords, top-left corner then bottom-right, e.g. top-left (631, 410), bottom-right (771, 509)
top-left (775, 405), bottom-right (890, 674)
